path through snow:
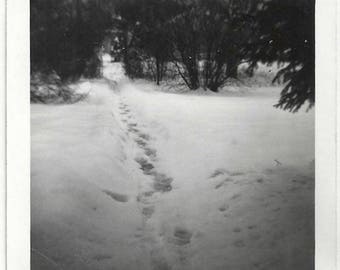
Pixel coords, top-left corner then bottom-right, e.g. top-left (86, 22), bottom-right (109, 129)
top-left (31, 56), bottom-right (314, 270)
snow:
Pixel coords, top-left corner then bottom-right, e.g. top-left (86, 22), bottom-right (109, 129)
top-left (69, 81), bottom-right (92, 95)
top-left (31, 81), bottom-right (151, 270)
top-left (31, 55), bottom-right (314, 270)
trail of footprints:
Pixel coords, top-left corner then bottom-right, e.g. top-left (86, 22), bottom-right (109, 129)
top-left (115, 101), bottom-right (312, 269)
top-left (118, 101), bottom-right (193, 250)
top-left (208, 167), bottom-right (313, 255)
top-left (209, 169), bottom-right (266, 250)
top-left (118, 101), bottom-right (196, 269)
top-left (119, 102), bottom-right (173, 196)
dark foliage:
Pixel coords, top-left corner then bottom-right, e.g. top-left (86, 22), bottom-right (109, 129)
top-left (168, 3), bottom-right (201, 89)
top-left (114, 0), bottom-right (261, 91)
top-left (31, 0), bottom-right (112, 81)
top-left (246, 0), bottom-right (315, 112)
top-left (31, 0), bottom-right (314, 112)
top-left (114, 0), bottom-right (178, 82)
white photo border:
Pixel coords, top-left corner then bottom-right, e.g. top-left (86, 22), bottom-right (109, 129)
top-left (4, 0), bottom-right (338, 269)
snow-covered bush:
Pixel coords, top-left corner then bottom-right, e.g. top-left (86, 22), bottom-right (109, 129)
top-left (30, 71), bottom-right (87, 104)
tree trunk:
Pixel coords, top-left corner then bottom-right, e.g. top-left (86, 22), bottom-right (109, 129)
top-left (160, 62), bottom-right (165, 82)
top-left (226, 57), bottom-right (239, 79)
top-left (188, 56), bottom-right (199, 90)
top-left (208, 83), bottom-right (219, 92)
top-left (122, 30), bottom-right (130, 76)
top-left (188, 67), bottom-right (199, 89)
top-left (156, 57), bottom-right (160, 85)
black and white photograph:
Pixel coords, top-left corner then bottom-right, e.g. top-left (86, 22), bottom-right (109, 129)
top-left (28, 1), bottom-right (316, 269)
top-left (5, 0), bottom-right (337, 269)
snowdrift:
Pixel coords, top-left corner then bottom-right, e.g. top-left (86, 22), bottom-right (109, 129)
top-left (31, 58), bottom-right (314, 270)
top-left (31, 80), bottom-right (152, 270)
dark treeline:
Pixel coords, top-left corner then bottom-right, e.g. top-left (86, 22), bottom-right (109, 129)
top-left (31, 0), bottom-right (114, 80)
top-left (31, 0), bottom-right (314, 112)
top-left (115, 0), bottom-right (259, 91)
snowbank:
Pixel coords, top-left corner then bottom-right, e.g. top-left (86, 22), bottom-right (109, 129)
top-left (31, 58), bottom-right (314, 270)
top-left (31, 79), bottom-right (152, 270)
top-left (30, 71), bottom-right (87, 104)
top-left (118, 79), bottom-right (314, 270)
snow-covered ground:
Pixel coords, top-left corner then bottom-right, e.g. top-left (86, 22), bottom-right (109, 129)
top-left (31, 56), bottom-right (314, 270)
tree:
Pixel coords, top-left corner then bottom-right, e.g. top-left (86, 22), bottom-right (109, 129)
top-left (136, 0), bottom-right (177, 84)
top-left (168, 0), bottom-right (259, 91)
top-left (222, 0), bottom-right (260, 79)
top-left (114, 0), bottom-right (142, 77)
top-left (31, 0), bottom-right (112, 80)
top-left (199, 0), bottom-right (240, 91)
top-left (168, 2), bottom-right (201, 90)
top-left (247, 0), bottom-right (315, 112)
top-left (109, 0), bottom-right (314, 110)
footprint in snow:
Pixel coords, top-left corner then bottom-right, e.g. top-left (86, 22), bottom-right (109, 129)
top-left (138, 133), bottom-right (151, 141)
top-left (135, 157), bottom-right (154, 175)
top-left (233, 239), bottom-right (245, 248)
top-left (248, 225), bottom-right (257, 230)
top-left (233, 227), bottom-right (242, 233)
top-left (119, 106), bottom-right (130, 112)
top-left (215, 177), bottom-right (233, 189)
top-left (136, 194), bottom-right (150, 204)
top-left (152, 172), bottom-right (173, 192)
top-left (231, 193), bottom-right (241, 200)
top-left (210, 168), bottom-right (229, 178)
top-left (128, 127), bottom-right (139, 133)
top-left (142, 205), bottom-right (155, 219)
top-left (102, 190), bottom-right (129, 203)
top-left (256, 178), bottom-right (264, 183)
top-left (172, 227), bottom-right (193, 246)
top-left (144, 147), bottom-right (157, 159)
top-left (151, 257), bottom-right (172, 270)
top-left (229, 171), bottom-right (245, 176)
top-left (210, 169), bottom-right (245, 178)
top-left (218, 204), bottom-right (229, 212)
top-left (215, 182), bottom-right (225, 189)
top-left (92, 254), bottom-right (112, 261)
top-left (128, 123), bottom-right (137, 128)
top-left (135, 138), bottom-right (147, 147)
top-left (142, 190), bottom-right (154, 197)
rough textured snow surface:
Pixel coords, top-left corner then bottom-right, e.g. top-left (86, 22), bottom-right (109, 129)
top-left (31, 56), bottom-right (314, 270)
